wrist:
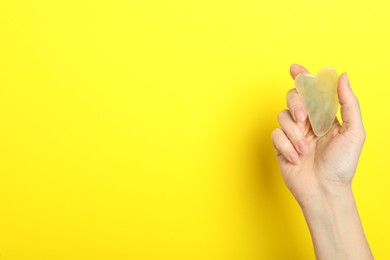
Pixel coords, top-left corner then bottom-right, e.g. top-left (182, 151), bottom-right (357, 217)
top-left (299, 184), bottom-right (354, 216)
top-left (300, 186), bottom-right (373, 259)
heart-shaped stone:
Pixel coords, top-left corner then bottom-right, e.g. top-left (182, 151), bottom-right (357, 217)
top-left (294, 66), bottom-right (339, 137)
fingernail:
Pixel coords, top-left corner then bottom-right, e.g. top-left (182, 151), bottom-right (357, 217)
top-left (297, 140), bottom-right (308, 154)
top-left (289, 152), bottom-right (299, 164)
top-left (294, 108), bottom-right (306, 122)
top-left (344, 72), bottom-right (350, 88)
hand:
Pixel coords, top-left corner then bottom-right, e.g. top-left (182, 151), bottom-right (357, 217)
top-left (272, 65), bottom-right (373, 260)
top-left (271, 64), bottom-right (366, 207)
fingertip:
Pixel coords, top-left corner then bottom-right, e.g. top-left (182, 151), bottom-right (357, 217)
top-left (338, 72), bottom-right (353, 106)
top-left (289, 64), bottom-right (301, 78)
top-left (343, 72), bottom-right (350, 87)
top-left (290, 64), bottom-right (308, 79)
top-left (290, 63), bottom-right (304, 68)
top-left (290, 64), bottom-right (301, 70)
top-left (340, 72), bottom-right (350, 87)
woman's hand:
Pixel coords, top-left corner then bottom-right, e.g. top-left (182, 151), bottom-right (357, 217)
top-left (272, 64), bottom-right (366, 207)
top-left (272, 64), bottom-right (373, 260)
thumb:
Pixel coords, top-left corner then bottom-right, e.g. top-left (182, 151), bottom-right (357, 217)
top-left (337, 72), bottom-right (364, 135)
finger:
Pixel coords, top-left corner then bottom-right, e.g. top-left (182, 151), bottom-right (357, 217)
top-left (290, 64), bottom-right (309, 80)
top-left (286, 88), bottom-right (307, 122)
top-left (272, 128), bottom-right (299, 164)
top-left (277, 110), bottom-right (309, 155)
top-left (337, 73), bottom-right (365, 136)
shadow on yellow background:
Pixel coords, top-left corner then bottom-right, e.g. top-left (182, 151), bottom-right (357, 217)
top-left (0, 0), bottom-right (388, 259)
top-left (207, 79), bottom-right (313, 259)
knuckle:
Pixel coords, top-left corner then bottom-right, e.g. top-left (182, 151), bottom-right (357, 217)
top-left (271, 128), bottom-right (281, 143)
top-left (271, 128), bottom-right (279, 139)
top-left (291, 127), bottom-right (303, 142)
top-left (280, 140), bottom-right (292, 152)
top-left (271, 128), bottom-right (287, 151)
top-left (277, 112), bottom-right (283, 123)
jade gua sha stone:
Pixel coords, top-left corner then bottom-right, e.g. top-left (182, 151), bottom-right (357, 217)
top-left (294, 67), bottom-right (339, 137)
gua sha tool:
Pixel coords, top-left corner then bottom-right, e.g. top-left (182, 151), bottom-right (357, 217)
top-left (294, 66), bottom-right (339, 137)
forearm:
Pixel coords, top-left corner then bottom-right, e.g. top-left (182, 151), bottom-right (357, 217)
top-left (301, 186), bottom-right (373, 260)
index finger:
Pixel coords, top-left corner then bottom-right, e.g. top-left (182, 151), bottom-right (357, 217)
top-left (290, 64), bottom-right (309, 80)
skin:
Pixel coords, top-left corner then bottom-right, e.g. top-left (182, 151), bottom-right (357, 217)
top-left (272, 64), bottom-right (373, 260)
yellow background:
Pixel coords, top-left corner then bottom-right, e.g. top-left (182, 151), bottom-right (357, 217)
top-left (0, 0), bottom-right (388, 259)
